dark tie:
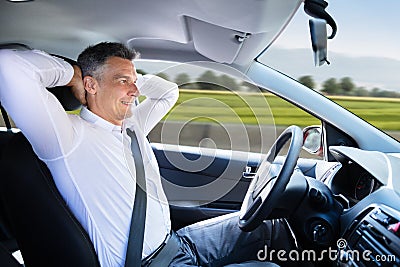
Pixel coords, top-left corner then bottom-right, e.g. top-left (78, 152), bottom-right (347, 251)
top-left (125, 128), bottom-right (147, 267)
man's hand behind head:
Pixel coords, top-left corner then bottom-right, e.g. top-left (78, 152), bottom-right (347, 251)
top-left (67, 65), bottom-right (86, 106)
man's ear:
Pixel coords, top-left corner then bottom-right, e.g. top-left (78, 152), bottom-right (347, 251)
top-left (83, 76), bottom-right (98, 95)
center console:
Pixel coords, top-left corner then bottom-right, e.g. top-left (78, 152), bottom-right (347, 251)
top-left (338, 206), bottom-right (400, 266)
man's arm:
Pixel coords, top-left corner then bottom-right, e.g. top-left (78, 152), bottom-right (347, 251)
top-left (133, 75), bottom-right (179, 136)
top-left (0, 49), bottom-right (79, 160)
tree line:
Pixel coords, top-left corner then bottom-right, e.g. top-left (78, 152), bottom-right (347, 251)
top-left (137, 69), bottom-right (246, 91)
top-left (298, 75), bottom-right (400, 98)
top-left (137, 69), bottom-right (400, 98)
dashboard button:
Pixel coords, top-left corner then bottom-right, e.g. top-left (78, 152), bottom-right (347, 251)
top-left (388, 222), bottom-right (400, 237)
top-left (371, 210), bottom-right (390, 226)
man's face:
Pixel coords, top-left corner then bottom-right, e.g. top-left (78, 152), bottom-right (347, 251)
top-left (88, 56), bottom-right (138, 125)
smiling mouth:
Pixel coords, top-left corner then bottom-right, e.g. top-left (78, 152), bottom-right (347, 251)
top-left (121, 100), bottom-right (134, 105)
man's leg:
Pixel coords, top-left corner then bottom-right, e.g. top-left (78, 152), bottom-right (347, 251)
top-left (170, 211), bottom-right (296, 267)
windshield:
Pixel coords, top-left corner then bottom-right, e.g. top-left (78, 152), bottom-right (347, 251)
top-left (258, 0), bottom-right (400, 142)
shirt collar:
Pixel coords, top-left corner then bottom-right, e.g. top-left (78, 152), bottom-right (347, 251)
top-left (80, 106), bottom-right (122, 132)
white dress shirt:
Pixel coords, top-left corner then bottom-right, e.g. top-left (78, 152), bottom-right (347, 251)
top-left (0, 49), bottom-right (179, 267)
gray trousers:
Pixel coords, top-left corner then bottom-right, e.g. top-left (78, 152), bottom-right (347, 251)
top-left (169, 212), bottom-right (297, 267)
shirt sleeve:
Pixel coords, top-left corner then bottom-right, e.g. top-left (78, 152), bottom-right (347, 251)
top-left (132, 74), bottom-right (179, 136)
top-left (0, 49), bottom-right (78, 160)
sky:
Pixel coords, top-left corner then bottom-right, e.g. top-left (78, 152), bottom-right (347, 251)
top-left (261, 0), bottom-right (400, 91)
top-left (137, 0), bottom-right (400, 92)
top-left (271, 0), bottom-right (400, 60)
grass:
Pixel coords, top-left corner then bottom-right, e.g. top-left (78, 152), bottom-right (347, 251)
top-left (329, 96), bottom-right (400, 131)
top-left (160, 89), bottom-right (400, 135)
top-left (164, 90), bottom-right (320, 127)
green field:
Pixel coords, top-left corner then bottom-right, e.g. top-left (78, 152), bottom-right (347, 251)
top-left (330, 96), bottom-right (400, 131)
top-left (162, 90), bottom-right (400, 131)
top-left (67, 89), bottom-right (399, 133)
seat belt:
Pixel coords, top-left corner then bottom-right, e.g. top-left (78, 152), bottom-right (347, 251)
top-left (0, 103), bottom-right (12, 131)
top-left (125, 129), bottom-right (147, 267)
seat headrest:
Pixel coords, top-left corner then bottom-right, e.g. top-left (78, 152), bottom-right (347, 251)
top-left (48, 54), bottom-right (82, 111)
top-left (47, 86), bottom-right (82, 111)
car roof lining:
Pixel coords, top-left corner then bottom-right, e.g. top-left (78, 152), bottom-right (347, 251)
top-left (0, 0), bottom-right (302, 65)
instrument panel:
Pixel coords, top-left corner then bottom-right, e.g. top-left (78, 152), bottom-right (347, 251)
top-left (354, 171), bottom-right (377, 200)
top-left (328, 162), bottom-right (382, 206)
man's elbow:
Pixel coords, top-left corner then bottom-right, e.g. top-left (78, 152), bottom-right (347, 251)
top-left (0, 49), bottom-right (20, 66)
top-left (162, 80), bottom-right (179, 106)
top-left (0, 50), bottom-right (25, 81)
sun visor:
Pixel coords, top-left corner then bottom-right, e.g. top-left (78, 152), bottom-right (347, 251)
top-left (188, 17), bottom-right (250, 64)
top-left (128, 38), bottom-right (210, 63)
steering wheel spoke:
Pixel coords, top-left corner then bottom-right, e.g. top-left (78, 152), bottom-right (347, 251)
top-left (239, 126), bottom-right (303, 232)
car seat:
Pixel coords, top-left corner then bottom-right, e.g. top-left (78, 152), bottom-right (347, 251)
top-left (0, 85), bottom-right (100, 267)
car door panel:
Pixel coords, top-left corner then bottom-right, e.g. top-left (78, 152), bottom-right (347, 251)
top-left (152, 143), bottom-right (256, 228)
top-left (152, 143), bottom-right (324, 228)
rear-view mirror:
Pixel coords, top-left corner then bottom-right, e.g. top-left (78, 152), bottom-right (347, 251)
top-left (309, 18), bottom-right (329, 66)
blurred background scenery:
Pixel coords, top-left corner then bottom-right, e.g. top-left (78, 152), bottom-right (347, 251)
top-left (136, 0), bottom-right (400, 151)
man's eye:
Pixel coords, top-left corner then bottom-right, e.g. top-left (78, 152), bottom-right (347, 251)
top-left (120, 79), bottom-right (127, 84)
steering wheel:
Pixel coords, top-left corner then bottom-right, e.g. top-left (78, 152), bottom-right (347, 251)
top-left (239, 125), bottom-right (303, 232)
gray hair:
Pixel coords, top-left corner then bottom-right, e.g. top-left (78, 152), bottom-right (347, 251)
top-left (77, 42), bottom-right (139, 79)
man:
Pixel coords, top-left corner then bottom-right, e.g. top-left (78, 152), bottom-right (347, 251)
top-left (0, 42), bottom-right (295, 266)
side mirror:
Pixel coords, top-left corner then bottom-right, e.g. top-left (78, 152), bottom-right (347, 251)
top-left (303, 126), bottom-right (322, 155)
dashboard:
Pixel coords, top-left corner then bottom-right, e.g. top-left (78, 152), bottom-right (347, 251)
top-left (329, 162), bottom-right (382, 206)
top-left (318, 146), bottom-right (400, 206)
top-left (340, 204), bottom-right (400, 266)
top-left (322, 146), bottom-right (400, 266)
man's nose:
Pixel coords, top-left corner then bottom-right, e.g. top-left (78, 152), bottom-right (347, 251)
top-left (128, 83), bottom-right (139, 97)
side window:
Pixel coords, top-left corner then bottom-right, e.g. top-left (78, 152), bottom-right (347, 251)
top-left (136, 61), bottom-right (322, 159)
top-left (149, 90), bottom-right (322, 158)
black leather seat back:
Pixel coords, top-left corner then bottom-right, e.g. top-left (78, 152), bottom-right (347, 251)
top-left (0, 133), bottom-right (100, 267)
top-left (0, 243), bottom-right (20, 267)
top-left (0, 130), bottom-right (16, 243)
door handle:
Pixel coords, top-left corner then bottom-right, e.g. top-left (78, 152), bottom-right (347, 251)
top-left (242, 166), bottom-right (257, 180)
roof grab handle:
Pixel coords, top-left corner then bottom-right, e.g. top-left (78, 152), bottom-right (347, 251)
top-left (304, 0), bottom-right (337, 39)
